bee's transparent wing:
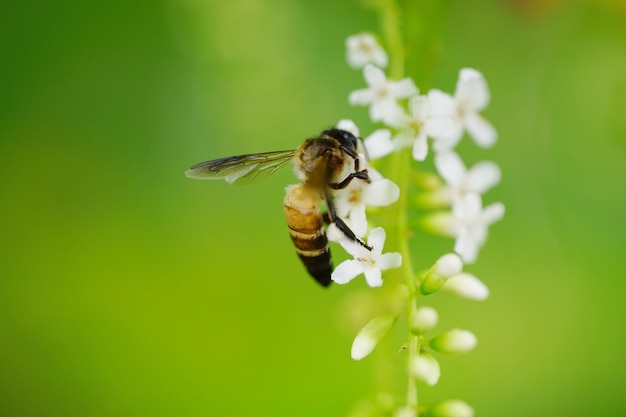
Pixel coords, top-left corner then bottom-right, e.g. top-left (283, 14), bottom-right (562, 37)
top-left (185, 149), bottom-right (296, 185)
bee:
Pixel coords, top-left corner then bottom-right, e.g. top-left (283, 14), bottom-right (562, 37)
top-left (185, 128), bottom-right (372, 287)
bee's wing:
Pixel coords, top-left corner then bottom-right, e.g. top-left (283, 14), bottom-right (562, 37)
top-left (185, 149), bottom-right (296, 185)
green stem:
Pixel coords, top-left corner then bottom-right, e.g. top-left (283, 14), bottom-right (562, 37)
top-left (377, 0), bottom-right (422, 415)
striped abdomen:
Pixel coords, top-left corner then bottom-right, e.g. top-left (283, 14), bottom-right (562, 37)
top-left (284, 184), bottom-right (332, 287)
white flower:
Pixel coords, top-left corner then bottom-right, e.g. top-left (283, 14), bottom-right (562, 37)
top-left (450, 193), bottom-right (504, 263)
top-left (349, 64), bottom-right (418, 124)
top-left (363, 129), bottom-right (394, 160)
top-left (332, 227), bottom-right (402, 287)
top-left (434, 151), bottom-right (501, 206)
top-left (331, 166), bottom-right (400, 237)
top-left (345, 33), bottom-right (388, 69)
top-left (427, 68), bottom-right (497, 150)
top-left (387, 95), bottom-right (456, 161)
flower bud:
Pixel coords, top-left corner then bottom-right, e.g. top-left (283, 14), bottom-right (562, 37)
top-left (419, 211), bottom-right (455, 236)
top-left (409, 305), bottom-right (438, 334)
top-left (423, 399), bottom-right (474, 417)
top-left (421, 254), bottom-right (463, 295)
top-left (429, 329), bottom-right (477, 354)
top-left (351, 313), bottom-right (398, 361)
top-left (409, 351), bottom-right (440, 386)
top-left (443, 273), bottom-right (489, 301)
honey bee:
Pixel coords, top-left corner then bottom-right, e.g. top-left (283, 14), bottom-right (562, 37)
top-left (185, 128), bottom-right (372, 287)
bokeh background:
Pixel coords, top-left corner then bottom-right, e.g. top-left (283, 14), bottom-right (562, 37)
top-left (1, 0), bottom-right (625, 416)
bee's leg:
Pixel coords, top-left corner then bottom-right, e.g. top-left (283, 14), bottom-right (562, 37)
top-left (329, 170), bottom-right (370, 190)
top-left (339, 144), bottom-right (365, 173)
top-left (323, 190), bottom-right (372, 251)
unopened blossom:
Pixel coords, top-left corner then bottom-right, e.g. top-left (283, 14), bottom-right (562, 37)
top-left (349, 64), bottom-right (417, 124)
top-left (443, 273), bottom-right (489, 301)
top-left (421, 253), bottom-right (464, 295)
top-left (426, 400), bottom-right (474, 417)
top-left (434, 151), bottom-right (501, 206)
top-left (332, 227), bottom-right (402, 287)
top-left (430, 329), bottom-right (477, 354)
top-left (409, 351), bottom-right (441, 386)
top-left (332, 166), bottom-right (400, 237)
top-left (386, 95), bottom-right (456, 161)
top-left (427, 68), bottom-right (497, 150)
top-left (351, 313), bottom-right (397, 360)
top-left (346, 33), bottom-right (388, 69)
top-left (409, 305), bottom-right (439, 334)
top-left (451, 193), bottom-right (505, 263)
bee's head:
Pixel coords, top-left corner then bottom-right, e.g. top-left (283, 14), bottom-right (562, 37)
top-left (322, 128), bottom-right (358, 151)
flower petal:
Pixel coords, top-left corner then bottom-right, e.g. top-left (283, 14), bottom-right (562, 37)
top-left (409, 95), bottom-right (428, 121)
top-left (435, 152), bottom-right (466, 186)
top-left (412, 133), bottom-right (428, 161)
top-left (363, 64), bottom-right (386, 86)
top-left (454, 232), bottom-right (479, 264)
top-left (364, 129), bottom-right (394, 159)
top-left (465, 112), bottom-right (497, 148)
top-left (466, 161), bottom-right (501, 192)
top-left (348, 204), bottom-right (368, 238)
top-left (363, 267), bottom-right (383, 287)
top-left (455, 68), bottom-right (490, 111)
top-left (426, 89), bottom-right (456, 117)
top-left (332, 259), bottom-right (366, 284)
top-left (367, 227), bottom-right (387, 251)
top-left (336, 119), bottom-right (360, 137)
top-left (363, 179), bottom-right (400, 207)
top-left (481, 202), bottom-right (505, 224)
top-left (388, 78), bottom-right (418, 98)
top-left (377, 252), bottom-right (402, 270)
top-left (349, 88), bottom-right (375, 106)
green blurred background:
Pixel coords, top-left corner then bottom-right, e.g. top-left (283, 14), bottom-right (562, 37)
top-left (1, 0), bottom-right (625, 416)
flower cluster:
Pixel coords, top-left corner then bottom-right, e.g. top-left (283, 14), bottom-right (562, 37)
top-left (334, 32), bottom-right (505, 417)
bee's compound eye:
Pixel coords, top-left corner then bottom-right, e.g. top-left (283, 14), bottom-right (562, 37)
top-left (340, 130), bottom-right (358, 149)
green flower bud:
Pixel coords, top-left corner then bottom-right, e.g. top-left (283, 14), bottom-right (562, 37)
top-left (409, 305), bottom-right (438, 334)
top-left (421, 254), bottom-right (463, 295)
top-left (430, 329), bottom-right (477, 354)
top-left (409, 351), bottom-right (440, 386)
top-left (351, 313), bottom-right (398, 361)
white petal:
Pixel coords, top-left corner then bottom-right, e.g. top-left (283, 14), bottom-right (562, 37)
top-left (412, 134), bottom-right (428, 161)
top-left (363, 268), bottom-right (383, 287)
top-left (454, 232), bottom-right (479, 264)
top-left (367, 227), bottom-right (387, 251)
top-left (455, 68), bottom-right (490, 111)
top-left (377, 252), bottom-right (402, 270)
top-left (434, 152), bottom-right (466, 186)
top-left (348, 204), bottom-right (368, 238)
top-left (409, 95), bottom-right (428, 121)
top-left (465, 112), bottom-right (497, 148)
top-left (466, 161), bottom-right (501, 193)
top-left (388, 78), bottom-right (418, 98)
top-left (457, 193), bottom-right (483, 219)
top-left (349, 88), bottom-right (375, 106)
top-left (363, 64), bottom-right (386, 86)
top-left (481, 202), bottom-right (505, 224)
top-left (424, 116), bottom-right (457, 142)
top-left (336, 119), bottom-right (360, 137)
top-left (374, 101), bottom-right (405, 124)
top-left (332, 259), bottom-right (365, 284)
top-left (364, 129), bottom-right (394, 159)
top-left (434, 253), bottom-right (463, 278)
top-left (426, 89), bottom-right (456, 117)
top-left (363, 179), bottom-right (400, 207)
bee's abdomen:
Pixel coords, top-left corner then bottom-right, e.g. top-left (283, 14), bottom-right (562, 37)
top-left (284, 185), bottom-right (332, 287)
